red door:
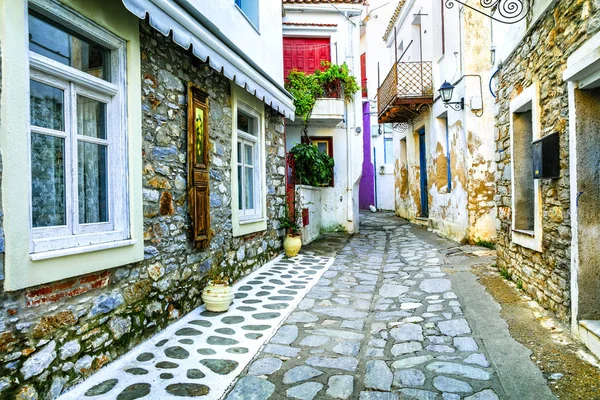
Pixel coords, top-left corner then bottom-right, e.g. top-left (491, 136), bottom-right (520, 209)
top-left (283, 37), bottom-right (331, 78)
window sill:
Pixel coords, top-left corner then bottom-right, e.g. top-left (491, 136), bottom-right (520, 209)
top-left (512, 228), bottom-right (535, 237)
top-left (30, 239), bottom-right (137, 261)
top-left (239, 216), bottom-right (265, 225)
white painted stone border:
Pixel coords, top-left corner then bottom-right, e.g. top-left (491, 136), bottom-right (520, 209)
top-left (59, 253), bottom-right (335, 400)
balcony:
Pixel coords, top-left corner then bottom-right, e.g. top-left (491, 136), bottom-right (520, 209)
top-left (377, 61), bottom-right (433, 124)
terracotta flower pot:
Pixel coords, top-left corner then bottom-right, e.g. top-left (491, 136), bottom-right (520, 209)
top-left (283, 233), bottom-right (302, 257)
top-left (201, 283), bottom-right (233, 312)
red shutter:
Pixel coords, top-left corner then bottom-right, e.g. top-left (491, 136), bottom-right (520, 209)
top-left (360, 53), bottom-right (367, 98)
top-left (283, 37), bottom-right (331, 79)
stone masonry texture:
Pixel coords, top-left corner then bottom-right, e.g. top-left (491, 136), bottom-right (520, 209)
top-left (495, 0), bottom-right (600, 322)
top-left (0, 21), bottom-right (286, 399)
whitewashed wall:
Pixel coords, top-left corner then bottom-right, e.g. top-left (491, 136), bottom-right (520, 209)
top-left (283, 3), bottom-right (364, 234)
top-left (188, 0), bottom-right (284, 84)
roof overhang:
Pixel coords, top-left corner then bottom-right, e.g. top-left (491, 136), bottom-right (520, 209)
top-left (121, 0), bottom-right (295, 119)
top-left (283, 3), bottom-right (363, 15)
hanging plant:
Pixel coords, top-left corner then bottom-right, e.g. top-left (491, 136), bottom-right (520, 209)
top-left (314, 61), bottom-right (360, 103)
top-left (285, 70), bottom-right (323, 140)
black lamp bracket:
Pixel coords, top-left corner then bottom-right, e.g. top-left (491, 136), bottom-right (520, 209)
top-left (444, 0), bottom-right (527, 25)
top-left (444, 97), bottom-right (465, 111)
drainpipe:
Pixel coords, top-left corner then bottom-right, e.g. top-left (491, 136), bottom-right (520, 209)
top-left (346, 12), bottom-right (354, 223)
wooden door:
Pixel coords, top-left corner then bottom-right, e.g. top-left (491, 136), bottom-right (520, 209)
top-left (188, 83), bottom-right (210, 248)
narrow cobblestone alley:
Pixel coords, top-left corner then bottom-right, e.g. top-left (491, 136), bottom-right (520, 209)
top-left (59, 212), bottom-right (562, 400)
top-left (225, 212), bottom-right (556, 400)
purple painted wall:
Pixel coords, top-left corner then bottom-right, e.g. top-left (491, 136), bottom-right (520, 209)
top-left (359, 101), bottom-right (375, 209)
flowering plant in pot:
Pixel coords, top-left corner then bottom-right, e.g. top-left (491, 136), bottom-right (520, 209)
top-left (280, 194), bottom-right (303, 257)
top-left (201, 268), bottom-right (233, 312)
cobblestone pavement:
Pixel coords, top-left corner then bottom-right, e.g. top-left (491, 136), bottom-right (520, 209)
top-left (58, 255), bottom-right (334, 400)
top-left (225, 213), bottom-right (507, 400)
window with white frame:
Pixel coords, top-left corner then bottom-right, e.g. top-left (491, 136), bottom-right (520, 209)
top-left (235, 0), bottom-right (259, 30)
top-left (384, 137), bottom-right (393, 164)
top-left (236, 103), bottom-right (262, 220)
top-left (27, 7), bottom-right (129, 254)
top-left (509, 84), bottom-right (542, 252)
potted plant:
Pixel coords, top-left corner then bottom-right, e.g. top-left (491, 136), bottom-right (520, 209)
top-left (280, 195), bottom-right (303, 257)
top-left (201, 268), bottom-right (234, 312)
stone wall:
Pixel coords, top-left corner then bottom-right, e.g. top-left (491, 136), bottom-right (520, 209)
top-left (0, 21), bottom-right (286, 399)
top-left (495, 0), bottom-right (600, 322)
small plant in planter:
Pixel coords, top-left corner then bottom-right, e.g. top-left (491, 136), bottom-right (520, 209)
top-left (280, 194), bottom-right (303, 257)
top-left (201, 268), bottom-right (234, 312)
top-left (314, 61), bottom-right (360, 103)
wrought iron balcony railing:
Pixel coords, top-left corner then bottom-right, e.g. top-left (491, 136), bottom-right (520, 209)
top-left (377, 61), bottom-right (434, 123)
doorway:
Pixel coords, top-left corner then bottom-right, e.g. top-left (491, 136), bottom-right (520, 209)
top-left (418, 127), bottom-right (429, 217)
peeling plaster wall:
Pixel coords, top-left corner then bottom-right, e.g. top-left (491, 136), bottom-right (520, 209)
top-left (391, 2), bottom-right (496, 244)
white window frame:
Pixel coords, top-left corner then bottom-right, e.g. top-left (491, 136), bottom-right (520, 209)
top-left (231, 86), bottom-right (266, 237)
top-left (27, 0), bottom-right (129, 257)
top-left (237, 103), bottom-right (262, 220)
top-left (234, 0), bottom-right (260, 32)
top-left (509, 83), bottom-right (543, 252)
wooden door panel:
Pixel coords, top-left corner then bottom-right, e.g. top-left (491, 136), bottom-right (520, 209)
top-left (188, 83), bottom-right (210, 248)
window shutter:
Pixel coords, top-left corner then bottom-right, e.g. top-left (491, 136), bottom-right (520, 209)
top-left (283, 37), bottom-right (331, 77)
top-left (187, 83), bottom-right (210, 248)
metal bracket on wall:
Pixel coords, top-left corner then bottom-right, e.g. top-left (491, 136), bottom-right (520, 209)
top-left (444, 0), bottom-right (528, 24)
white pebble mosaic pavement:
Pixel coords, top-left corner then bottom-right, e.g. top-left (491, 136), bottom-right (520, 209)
top-left (58, 254), bottom-right (334, 400)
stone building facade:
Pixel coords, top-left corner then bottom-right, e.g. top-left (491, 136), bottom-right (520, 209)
top-left (0, 10), bottom-right (290, 400)
top-left (494, 0), bottom-right (600, 322)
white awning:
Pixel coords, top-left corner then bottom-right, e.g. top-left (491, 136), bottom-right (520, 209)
top-left (121, 0), bottom-right (295, 119)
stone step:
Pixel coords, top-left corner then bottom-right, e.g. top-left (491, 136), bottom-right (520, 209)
top-left (579, 320), bottom-right (600, 359)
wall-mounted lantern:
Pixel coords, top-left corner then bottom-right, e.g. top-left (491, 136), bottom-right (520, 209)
top-left (439, 81), bottom-right (464, 111)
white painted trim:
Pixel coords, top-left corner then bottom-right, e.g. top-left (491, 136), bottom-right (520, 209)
top-left (564, 30), bottom-right (600, 88)
top-left (26, 5), bottom-right (130, 254)
top-left (282, 25), bottom-right (338, 35)
top-left (509, 83), bottom-right (543, 252)
top-left (568, 80), bottom-right (580, 334)
top-left (231, 85), bottom-right (267, 237)
top-left (29, 53), bottom-right (119, 96)
top-left (1, 0), bottom-right (143, 291)
top-left (30, 239), bottom-right (137, 261)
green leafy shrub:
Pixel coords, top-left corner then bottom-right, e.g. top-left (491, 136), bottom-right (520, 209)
top-left (285, 62), bottom-right (359, 141)
top-left (290, 143), bottom-right (335, 187)
top-left (314, 61), bottom-right (360, 103)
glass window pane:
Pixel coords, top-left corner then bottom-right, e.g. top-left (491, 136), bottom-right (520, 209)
top-left (238, 165), bottom-right (243, 210)
top-left (31, 133), bottom-right (66, 227)
top-left (238, 109), bottom-right (256, 136)
top-left (237, 142), bottom-right (242, 164)
top-left (77, 96), bottom-right (107, 139)
top-left (78, 142), bottom-right (108, 223)
top-left (316, 142), bottom-right (327, 154)
top-left (245, 167), bottom-right (254, 210)
top-left (245, 144), bottom-right (254, 166)
top-left (28, 12), bottom-right (110, 80)
top-left (30, 80), bottom-right (64, 131)
top-left (384, 139), bottom-right (393, 163)
top-left (194, 107), bottom-right (205, 163)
